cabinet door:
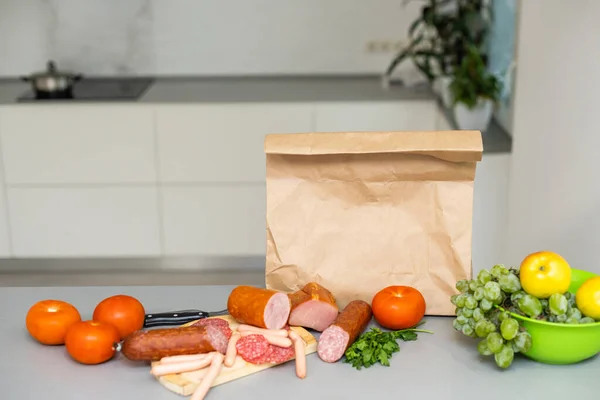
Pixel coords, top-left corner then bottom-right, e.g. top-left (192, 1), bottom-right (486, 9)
top-left (161, 185), bottom-right (266, 256)
top-left (0, 105), bottom-right (156, 184)
top-left (314, 101), bottom-right (437, 132)
top-left (471, 154), bottom-right (510, 274)
top-left (8, 187), bottom-right (161, 257)
top-left (156, 104), bottom-right (313, 183)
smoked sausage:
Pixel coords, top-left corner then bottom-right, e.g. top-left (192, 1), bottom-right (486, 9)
top-left (287, 282), bottom-right (339, 332)
top-left (119, 325), bottom-right (228, 361)
top-left (227, 286), bottom-right (291, 330)
top-left (317, 300), bottom-right (372, 363)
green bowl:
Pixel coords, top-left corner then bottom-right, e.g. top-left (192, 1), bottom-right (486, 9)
top-left (499, 268), bottom-right (600, 365)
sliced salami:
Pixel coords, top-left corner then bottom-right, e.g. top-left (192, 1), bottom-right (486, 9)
top-left (235, 334), bottom-right (270, 364)
top-left (191, 318), bottom-right (233, 340)
top-left (265, 344), bottom-right (295, 364)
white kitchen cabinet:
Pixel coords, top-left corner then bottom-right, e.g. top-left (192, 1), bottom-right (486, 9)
top-left (314, 101), bottom-right (438, 132)
top-left (0, 105), bottom-right (156, 184)
top-left (156, 104), bottom-right (313, 183)
top-left (161, 185), bottom-right (266, 256)
top-left (471, 153), bottom-right (510, 275)
top-left (7, 187), bottom-right (161, 257)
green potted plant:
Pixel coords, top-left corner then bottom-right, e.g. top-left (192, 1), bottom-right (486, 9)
top-left (449, 44), bottom-right (502, 131)
top-left (383, 0), bottom-right (492, 108)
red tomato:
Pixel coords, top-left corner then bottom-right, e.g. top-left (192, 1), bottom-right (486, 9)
top-left (92, 294), bottom-right (145, 339)
top-left (25, 299), bottom-right (81, 345)
top-left (65, 320), bottom-right (120, 365)
top-left (371, 286), bottom-right (426, 330)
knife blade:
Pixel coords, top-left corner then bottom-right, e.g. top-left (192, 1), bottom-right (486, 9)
top-left (143, 308), bottom-right (229, 328)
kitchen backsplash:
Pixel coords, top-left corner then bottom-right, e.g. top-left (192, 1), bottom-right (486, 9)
top-left (0, 0), bottom-right (423, 77)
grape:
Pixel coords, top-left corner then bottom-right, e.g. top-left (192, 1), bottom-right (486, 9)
top-left (549, 293), bottom-right (568, 316)
top-left (517, 294), bottom-right (543, 318)
top-left (462, 324), bottom-right (475, 337)
top-left (580, 317), bottom-right (595, 324)
top-left (473, 308), bottom-right (484, 322)
top-left (465, 296), bottom-right (478, 310)
top-left (453, 319), bottom-right (463, 331)
top-left (564, 292), bottom-right (573, 301)
top-left (456, 294), bottom-right (467, 308)
top-left (484, 281), bottom-right (502, 303)
top-left (485, 320), bottom-right (497, 334)
top-left (475, 320), bottom-right (490, 337)
top-left (540, 299), bottom-right (549, 309)
top-left (456, 315), bottom-right (469, 325)
top-left (494, 344), bottom-right (514, 369)
top-left (486, 332), bottom-right (504, 354)
top-left (500, 318), bottom-right (519, 341)
top-left (547, 315), bottom-right (557, 323)
top-left (491, 264), bottom-right (509, 278)
top-left (498, 311), bottom-right (509, 322)
top-left (462, 307), bottom-right (474, 318)
top-left (513, 331), bottom-right (532, 353)
top-left (477, 269), bottom-right (492, 285)
top-left (556, 314), bottom-right (567, 323)
top-left (511, 290), bottom-right (526, 304)
top-left (450, 294), bottom-right (460, 306)
top-left (480, 298), bottom-right (493, 312)
top-left (566, 317), bottom-right (579, 324)
top-left (498, 273), bottom-right (521, 294)
top-left (456, 280), bottom-right (470, 293)
top-left (568, 308), bottom-right (582, 320)
top-left (477, 339), bottom-right (492, 356)
top-left (469, 280), bottom-right (481, 292)
top-left (474, 287), bottom-right (485, 301)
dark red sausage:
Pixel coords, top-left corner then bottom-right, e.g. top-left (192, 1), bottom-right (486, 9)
top-left (317, 300), bottom-right (373, 363)
top-left (288, 282), bottom-right (339, 332)
top-left (120, 325), bottom-right (228, 361)
top-left (227, 286), bottom-right (291, 330)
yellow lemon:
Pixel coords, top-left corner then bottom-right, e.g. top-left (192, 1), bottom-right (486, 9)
top-left (575, 276), bottom-right (600, 320)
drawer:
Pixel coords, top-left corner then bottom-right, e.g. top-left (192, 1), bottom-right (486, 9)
top-left (161, 185), bottom-right (266, 255)
top-left (0, 105), bottom-right (156, 184)
top-left (8, 187), bottom-right (161, 257)
top-left (156, 104), bottom-right (312, 183)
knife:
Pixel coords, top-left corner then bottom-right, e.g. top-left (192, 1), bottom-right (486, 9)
top-left (143, 308), bottom-right (229, 328)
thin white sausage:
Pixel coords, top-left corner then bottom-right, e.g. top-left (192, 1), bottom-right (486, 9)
top-left (289, 330), bottom-right (306, 379)
top-left (151, 355), bottom-right (214, 377)
top-left (236, 324), bottom-right (289, 337)
top-left (224, 332), bottom-right (241, 367)
top-left (190, 353), bottom-right (225, 400)
top-left (159, 353), bottom-right (210, 365)
top-left (239, 331), bottom-right (293, 348)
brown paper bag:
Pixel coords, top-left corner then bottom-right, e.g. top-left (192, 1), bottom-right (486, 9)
top-left (264, 130), bottom-right (483, 316)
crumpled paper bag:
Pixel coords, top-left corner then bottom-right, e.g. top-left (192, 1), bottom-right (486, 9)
top-left (264, 130), bottom-right (482, 316)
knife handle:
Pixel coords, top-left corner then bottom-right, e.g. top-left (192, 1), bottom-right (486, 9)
top-left (143, 310), bottom-right (210, 328)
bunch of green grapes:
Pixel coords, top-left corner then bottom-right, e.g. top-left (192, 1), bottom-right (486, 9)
top-left (451, 264), bottom-right (532, 369)
top-left (504, 290), bottom-right (596, 324)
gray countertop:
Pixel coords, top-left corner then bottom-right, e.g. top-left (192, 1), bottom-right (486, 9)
top-left (0, 76), bottom-right (511, 153)
top-left (1, 284), bottom-right (596, 399)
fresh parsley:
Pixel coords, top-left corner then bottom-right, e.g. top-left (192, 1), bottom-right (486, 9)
top-left (343, 322), bottom-right (433, 370)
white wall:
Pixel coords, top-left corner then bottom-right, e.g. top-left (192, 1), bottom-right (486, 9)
top-left (506, 0), bottom-right (600, 273)
top-left (0, 0), bottom-right (422, 77)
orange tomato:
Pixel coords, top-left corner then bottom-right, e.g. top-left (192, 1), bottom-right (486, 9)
top-left (92, 294), bottom-right (145, 339)
top-left (25, 299), bottom-right (81, 345)
top-left (371, 285), bottom-right (426, 330)
top-left (65, 320), bottom-right (120, 365)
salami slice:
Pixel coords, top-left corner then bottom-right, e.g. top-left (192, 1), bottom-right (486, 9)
top-left (265, 343), bottom-right (295, 364)
top-left (192, 318), bottom-right (233, 340)
top-left (235, 334), bottom-right (270, 364)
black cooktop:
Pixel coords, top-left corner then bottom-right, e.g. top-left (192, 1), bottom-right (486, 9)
top-left (17, 77), bottom-right (154, 102)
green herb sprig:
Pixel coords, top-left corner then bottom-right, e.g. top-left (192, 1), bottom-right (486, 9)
top-left (343, 322), bottom-right (433, 370)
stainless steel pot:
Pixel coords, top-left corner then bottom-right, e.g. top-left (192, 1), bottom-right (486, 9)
top-left (20, 60), bottom-right (83, 96)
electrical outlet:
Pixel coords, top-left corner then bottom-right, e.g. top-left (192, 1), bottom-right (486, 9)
top-left (365, 40), bottom-right (406, 54)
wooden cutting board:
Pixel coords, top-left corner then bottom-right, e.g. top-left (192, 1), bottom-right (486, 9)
top-left (151, 315), bottom-right (317, 396)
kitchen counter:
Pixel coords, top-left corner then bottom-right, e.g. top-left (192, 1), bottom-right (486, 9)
top-left (1, 284), bottom-right (595, 400)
